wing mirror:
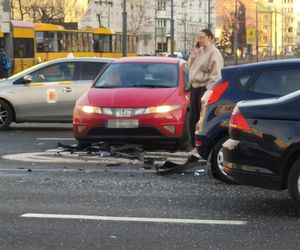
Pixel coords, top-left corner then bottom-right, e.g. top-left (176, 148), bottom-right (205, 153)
top-left (23, 75), bottom-right (32, 83)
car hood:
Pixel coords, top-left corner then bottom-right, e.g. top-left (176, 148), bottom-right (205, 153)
top-left (87, 87), bottom-right (178, 107)
top-left (0, 78), bottom-right (12, 87)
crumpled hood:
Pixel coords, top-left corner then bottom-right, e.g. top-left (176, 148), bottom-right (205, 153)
top-left (87, 87), bottom-right (178, 107)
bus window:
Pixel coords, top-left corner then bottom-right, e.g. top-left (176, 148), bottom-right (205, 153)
top-left (71, 33), bottom-right (77, 52)
top-left (14, 38), bottom-right (34, 58)
top-left (49, 32), bottom-right (58, 52)
top-left (127, 36), bottom-right (133, 53)
top-left (78, 33), bottom-right (84, 52)
top-left (99, 35), bottom-right (111, 53)
top-left (88, 33), bottom-right (93, 52)
top-left (36, 32), bottom-right (44, 52)
top-left (133, 36), bottom-right (137, 52)
top-left (66, 32), bottom-right (72, 52)
top-left (83, 33), bottom-right (91, 52)
top-left (112, 34), bottom-right (121, 53)
top-left (93, 34), bottom-right (100, 52)
top-left (57, 32), bottom-right (63, 52)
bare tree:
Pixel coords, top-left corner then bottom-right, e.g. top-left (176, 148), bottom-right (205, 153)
top-left (11, 0), bottom-right (87, 23)
top-left (127, 0), bottom-right (151, 35)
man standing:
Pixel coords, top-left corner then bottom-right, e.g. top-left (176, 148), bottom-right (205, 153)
top-left (0, 48), bottom-right (11, 79)
top-left (188, 29), bottom-right (224, 149)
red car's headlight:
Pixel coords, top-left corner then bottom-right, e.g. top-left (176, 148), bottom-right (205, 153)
top-left (145, 105), bottom-right (182, 114)
top-left (79, 106), bottom-right (102, 114)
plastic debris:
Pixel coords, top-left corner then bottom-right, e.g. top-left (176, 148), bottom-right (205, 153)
top-left (155, 155), bottom-right (200, 175)
top-left (99, 151), bottom-right (111, 158)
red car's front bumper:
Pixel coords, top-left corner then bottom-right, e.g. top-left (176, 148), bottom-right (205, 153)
top-left (73, 108), bottom-right (186, 143)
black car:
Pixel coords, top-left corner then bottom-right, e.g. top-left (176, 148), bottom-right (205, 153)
top-left (222, 90), bottom-right (300, 211)
top-left (196, 59), bottom-right (300, 183)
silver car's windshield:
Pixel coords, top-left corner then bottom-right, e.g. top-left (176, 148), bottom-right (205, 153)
top-left (94, 63), bottom-right (179, 88)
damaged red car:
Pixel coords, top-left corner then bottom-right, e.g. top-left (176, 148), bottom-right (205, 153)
top-left (73, 57), bottom-right (190, 149)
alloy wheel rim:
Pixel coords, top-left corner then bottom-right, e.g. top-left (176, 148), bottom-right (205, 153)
top-left (217, 149), bottom-right (228, 175)
top-left (0, 105), bottom-right (8, 126)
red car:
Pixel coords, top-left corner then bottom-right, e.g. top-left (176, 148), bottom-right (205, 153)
top-left (73, 57), bottom-right (190, 149)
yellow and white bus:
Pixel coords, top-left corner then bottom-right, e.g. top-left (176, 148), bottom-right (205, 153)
top-left (0, 20), bottom-right (137, 74)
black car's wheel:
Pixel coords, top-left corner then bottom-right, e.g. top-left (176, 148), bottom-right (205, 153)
top-left (0, 100), bottom-right (13, 130)
top-left (288, 159), bottom-right (300, 212)
top-left (209, 137), bottom-right (238, 184)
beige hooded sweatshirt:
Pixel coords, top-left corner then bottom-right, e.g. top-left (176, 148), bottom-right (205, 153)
top-left (187, 44), bottom-right (224, 89)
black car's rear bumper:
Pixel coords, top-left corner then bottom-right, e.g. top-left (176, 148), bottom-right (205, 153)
top-left (222, 139), bottom-right (283, 190)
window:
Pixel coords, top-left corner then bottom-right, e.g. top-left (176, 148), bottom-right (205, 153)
top-left (157, 19), bottom-right (166, 27)
top-left (262, 35), bottom-right (268, 43)
top-left (78, 33), bottom-right (84, 52)
top-left (112, 34), bottom-right (122, 53)
top-left (239, 74), bottom-right (251, 87)
top-left (49, 32), bottom-right (58, 52)
top-left (80, 62), bottom-right (107, 80)
top-left (157, 1), bottom-right (166, 10)
top-left (95, 63), bottom-right (179, 88)
top-left (14, 38), bottom-right (34, 58)
top-left (183, 64), bottom-right (189, 91)
top-left (36, 32), bottom-right (44, 52)
top-left (30, 63), bottom-right (76, 82)
top-left (99, 35), bottom-right (112, 52)
top-left (251, 69), bottom-right (300, 95)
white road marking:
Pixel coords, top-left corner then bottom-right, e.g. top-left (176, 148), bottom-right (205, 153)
top-left (36, 138), bottom-right (75, 141)
top-left (21, 213), bottom-right (247, 225)
top-left (2, 152), bottom-right (141, 164)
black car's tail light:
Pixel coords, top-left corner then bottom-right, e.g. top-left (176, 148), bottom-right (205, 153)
top-left (229, 106), bottom-right (250, 131)
top-left (202, 81), bottom-right (229, 106)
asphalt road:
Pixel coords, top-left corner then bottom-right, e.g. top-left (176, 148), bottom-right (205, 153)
top-left (0, 123), bottom-right (299, 250)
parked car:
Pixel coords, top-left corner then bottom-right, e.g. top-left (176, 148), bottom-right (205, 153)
top-left (196, 59), bottom-right (300, 183)
top-left (222, 90), bottom-right (300, 211)
top-left (73, 56), bottom-right (190, 149)
top-left (0, 57), bottom-right (114, 130)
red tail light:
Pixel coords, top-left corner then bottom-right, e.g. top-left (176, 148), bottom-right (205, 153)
top-left (202, 81), bottom-right (229, 106)
top-left (229, 107), bottom-right (250, 131)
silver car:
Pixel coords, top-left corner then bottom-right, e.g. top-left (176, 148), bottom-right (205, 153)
top-left (0, 57), bottom-right (114, 130)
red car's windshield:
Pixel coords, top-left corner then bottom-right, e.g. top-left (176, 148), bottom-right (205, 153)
top-left (94, 62), bottom-right (179, 88)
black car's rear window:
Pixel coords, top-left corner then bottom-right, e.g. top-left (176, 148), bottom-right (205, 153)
top-left (94, 63), bottom-right (178, 88)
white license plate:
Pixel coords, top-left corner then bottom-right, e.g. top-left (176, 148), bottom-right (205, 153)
top-left (106, 120), bottom-right (139, 128)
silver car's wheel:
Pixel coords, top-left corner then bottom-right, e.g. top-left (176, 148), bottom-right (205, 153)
top-left (288, 159), bottom-right (300, 212)
top-left (0, 100), bottom-right (13, 130)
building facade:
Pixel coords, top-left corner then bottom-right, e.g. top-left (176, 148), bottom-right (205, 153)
top-left (80, 0), bottom-right (213, 55)
top-left (215, 0), bottom-right (298, 57)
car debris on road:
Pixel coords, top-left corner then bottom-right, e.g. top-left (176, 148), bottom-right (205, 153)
top-left (56, 142), bottom-right (205, 175)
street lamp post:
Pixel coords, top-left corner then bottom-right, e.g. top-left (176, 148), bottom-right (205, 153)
top-left (122, 0), bottom-right (127, 57)
top-left (170, 0), bottom-right (174, 56)
top-left (208, 0), bottom-right (211, 29)
top-left (274, 10), bottom-right (277, 59)
top-left (233, 0), bottom-right (238, 64)
top-left (256, 2), bottom-right (259, 62)
top-left (2, 0), bottom-right (13, 60)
